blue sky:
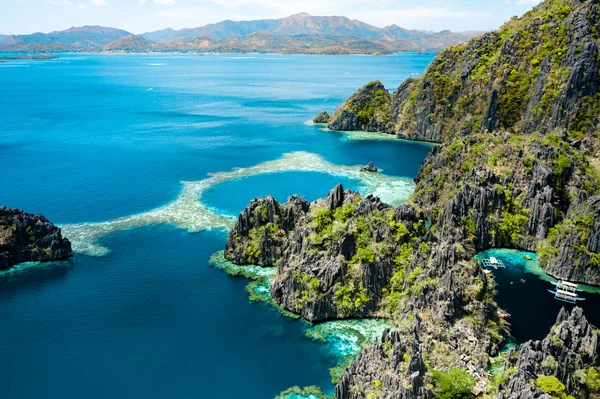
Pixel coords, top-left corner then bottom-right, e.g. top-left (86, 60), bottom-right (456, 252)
top-left (3, 0), bottom-right (542, 35)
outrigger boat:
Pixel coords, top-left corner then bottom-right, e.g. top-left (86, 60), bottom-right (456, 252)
top-left (549, 280), bottom-right (586, 303)
top-left (480, 256), bottom-right (506, 270)
top-left (550, 280), bottom-right (583, 292)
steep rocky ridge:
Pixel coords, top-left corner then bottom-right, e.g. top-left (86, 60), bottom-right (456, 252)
top-left (327, 0), bottom-right (600, 145)
top-left (324, 0), bottom-right (600, 286)
top-left (411, 131), bottom-right (600, 285)
top-left (497, 307), bottom-right (599, 399)
top-left (223, 0), bottom-right (600, 397)
top-left (0, 207), bottom-right (72, 270)
top-left (226, 185), bottom-right (506, 395)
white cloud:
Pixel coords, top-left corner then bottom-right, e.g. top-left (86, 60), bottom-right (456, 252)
top-left (90, 0), bottom-right (108, 5)
top-left (46, 0), bottom-right (86, 8)
top-left (154, 0), bottom-right (175, 5)
top-left (139, 0), bottom-right (147, 3)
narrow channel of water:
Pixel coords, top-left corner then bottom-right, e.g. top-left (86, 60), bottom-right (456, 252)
top-left (475, 249), bottom-right (600, 343)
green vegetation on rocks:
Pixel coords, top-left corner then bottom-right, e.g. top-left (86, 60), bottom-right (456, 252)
top-left (226, 1), bottom-right (600, 398)
top-left (432, 368), bottom-right (476, 399)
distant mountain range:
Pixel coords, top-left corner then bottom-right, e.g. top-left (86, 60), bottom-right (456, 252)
top-left (0, 13), bottom-right (483, 55)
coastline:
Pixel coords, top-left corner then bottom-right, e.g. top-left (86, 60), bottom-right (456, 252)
top-left (0, 50), bottom-right (438, 57)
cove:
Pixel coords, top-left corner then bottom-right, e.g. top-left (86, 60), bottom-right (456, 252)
top-left (475, 249), bottom-right (600, 343)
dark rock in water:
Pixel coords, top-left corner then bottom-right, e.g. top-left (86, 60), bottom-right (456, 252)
top-left (0, 207), bottom-right (72, 270)
top-left (312, 111), bottom-right (331, 124)
top-left (328, 81), bottom-right (393, 133)
top-left (361, 162), bottom-right (378, 172)
top-left (498, 307), bottom-right (599, 399)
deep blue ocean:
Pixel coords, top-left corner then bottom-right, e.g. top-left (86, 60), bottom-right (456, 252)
top-left (0, 53), bottom-right (434, 399)
top-left (2, 54), bottom-right (598, 399)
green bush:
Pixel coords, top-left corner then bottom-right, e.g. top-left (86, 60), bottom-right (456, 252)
top-left (586, 367), bottom-right (600, 393)
top-left (352, 247), bottom-right (375, 265)
top-left (432, 368), bottom-right (475, 399)
top-left (554, 154), bottom-right (572, 176)
top-left (535, 375), bottom-right (575, 399)
top-left (498, 212), bottom-right (529, 244)
top-left (333, 280), bottom-right (370, 315)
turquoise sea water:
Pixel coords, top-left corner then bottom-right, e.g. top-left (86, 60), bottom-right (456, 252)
top-left (0, 53), bottom-right (434, 398)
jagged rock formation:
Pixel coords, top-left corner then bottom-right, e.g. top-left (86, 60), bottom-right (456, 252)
top-left (227, 185), bottom-right (505, 384)
top-left (543, 197), bottom-right (600, 283)
top-left (361, 162), bottom-right (379, 172)
top-left (0, 207), bottom-right (72, 269)
top-left (328, 81), bottom-right (392, 132)
top-left (313, 111), bottom-right (331, 124)
top-left (336, 328), bottom-right (433, 399)
top-left (318, 0), bottom-right (600, 286)
top-left (498, 307), bottom-right (599, 399)
top-left (410, 131), bottom-right (600, 285)
top-left (225, 195), bottom-right (309, 266)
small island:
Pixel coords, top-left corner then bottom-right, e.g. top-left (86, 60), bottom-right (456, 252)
top-left (0, 55), bottom-right (57, 61)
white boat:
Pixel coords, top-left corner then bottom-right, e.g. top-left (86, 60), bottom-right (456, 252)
top-left (548, 289), bottom-right (586, 303)
top-left (550, 281), bottom-right (583, 292)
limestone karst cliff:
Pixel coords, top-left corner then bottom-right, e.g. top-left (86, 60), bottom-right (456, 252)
top-left (323, 0), bottom-right (600, 286)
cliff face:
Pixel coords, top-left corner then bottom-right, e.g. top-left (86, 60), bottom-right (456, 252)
top-left (226, 185), bottom-right (504, 387)
top-left (543, 197), bottom-right (600, 283)
top-left (498, 307), bottom-right (599, 399)
top-left (328, 81), bottom-right (392, 133)
top-left (411, 131), bottom-right (600, 285)
top-left (0, 207), bottom-right (72, 269)
top-left (328, 0), bottom-right (600, 145)
top-left (335, 328), bottom-right (433, 399)
top-left (322, 0), bottom-right (600, 286)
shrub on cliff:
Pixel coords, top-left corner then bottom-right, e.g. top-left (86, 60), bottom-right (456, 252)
top-left (432, 368), bottom-right (475, 399)
top-left (536, 375), bottom-right (576, 399)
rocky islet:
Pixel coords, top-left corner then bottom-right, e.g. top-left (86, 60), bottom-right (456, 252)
top-left (0, 207), bottom-right (72, 270)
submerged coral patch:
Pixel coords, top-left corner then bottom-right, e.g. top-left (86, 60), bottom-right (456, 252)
top-left (275, 386), bottom-right (328, 399)
top-left (305, 319), bottom-right (393, 358)
top-left (209, 251), bottom-right (301, 320)
top-left (61, 152), bottom-right (414, 256)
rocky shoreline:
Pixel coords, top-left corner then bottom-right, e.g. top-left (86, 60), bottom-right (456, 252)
top-left (0, 207), bottom-right (72, 270)
top-left (314, 0), bottom-right (600, 288)
top-left (224, 1), bottom-right (600, 398)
